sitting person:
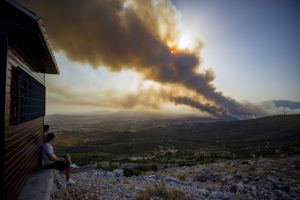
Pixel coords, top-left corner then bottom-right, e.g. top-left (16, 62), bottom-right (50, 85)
top-left (41, 132), bottom-right (79, 185)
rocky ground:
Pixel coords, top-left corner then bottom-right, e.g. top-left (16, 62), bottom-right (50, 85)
top-left (52, 156), bottom-right (300, 200)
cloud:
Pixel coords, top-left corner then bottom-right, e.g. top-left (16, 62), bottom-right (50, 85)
top-left (20, 0), bottom-right (261, 118)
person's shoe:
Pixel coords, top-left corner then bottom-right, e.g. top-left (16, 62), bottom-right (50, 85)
top-left (70, 163), bottom-right (80, 168)
top-left (65, 179), bottom-right (76, 186)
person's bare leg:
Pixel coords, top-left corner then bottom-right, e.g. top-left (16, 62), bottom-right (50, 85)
top-left (65, 154), bottom-right (72, 164)
top-left (66, 167), bottom-right (71, 180)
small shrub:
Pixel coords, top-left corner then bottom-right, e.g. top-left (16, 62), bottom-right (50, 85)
top-left (136, 163), bottom-right (151, 172)
top-left (177, 174), bottom-right (187, 181)
top-left (97, 162), bottom-right (119, 171)
top-left (151, 164), bottom-right (158, 171)
top-left (109, 162), bottom-right (119, 170)
top-left (96, 162), bottom-right (107, 170)
top-left (123, 168), bottom-right (141, 177)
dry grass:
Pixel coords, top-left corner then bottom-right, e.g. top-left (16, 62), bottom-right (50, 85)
top-left (136, 184), bottom-right (195, 200)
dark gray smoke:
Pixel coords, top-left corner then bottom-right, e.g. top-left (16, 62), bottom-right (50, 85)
top-left (19, 0), bottom-right (262, 118)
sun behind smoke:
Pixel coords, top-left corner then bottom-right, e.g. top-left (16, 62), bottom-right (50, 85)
top-left (19, 0), bottom-right (259, 119)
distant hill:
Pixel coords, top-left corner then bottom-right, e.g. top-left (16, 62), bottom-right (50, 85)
top-left (47, 114), bottom-right (300, 160)
top-left (272, 100), bottom-right (300, 109)
top-left (260, 100), bottom-right (300, 115)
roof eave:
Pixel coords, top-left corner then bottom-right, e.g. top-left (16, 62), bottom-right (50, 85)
top-left (6, 0), bottom-right (59, 75)
top-left (37, 19), bottom-right (59, 74)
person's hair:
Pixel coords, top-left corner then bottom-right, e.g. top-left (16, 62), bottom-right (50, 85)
top-left (43, 124), bottom-right (50, 132)
top-left (46, 132), bottom-right (55, 142)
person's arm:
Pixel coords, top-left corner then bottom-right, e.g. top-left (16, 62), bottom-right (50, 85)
top-left (58, 154), bottom-right (67, 160)
top-left (45, 144), bottom-right (64, 161)
top-left (47, 153), bottom-right (65, 161)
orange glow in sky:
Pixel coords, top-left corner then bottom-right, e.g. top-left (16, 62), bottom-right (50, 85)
top-left (170, 47), bottom-right (177, 54)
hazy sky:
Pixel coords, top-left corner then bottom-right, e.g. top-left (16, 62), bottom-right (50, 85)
top-left (172, 0), bottom-right (300, 102)
top-left (37, 0), bottom-right (300, 115)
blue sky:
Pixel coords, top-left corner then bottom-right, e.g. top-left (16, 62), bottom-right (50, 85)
top-left (173, 0), bottom-right (300, 102)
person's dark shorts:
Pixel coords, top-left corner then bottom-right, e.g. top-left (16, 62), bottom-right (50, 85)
top-left (46, 161), bottom-right (70, 172)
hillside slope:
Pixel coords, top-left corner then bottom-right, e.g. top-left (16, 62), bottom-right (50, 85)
top-left (47, 114), bottom-right (300, 159)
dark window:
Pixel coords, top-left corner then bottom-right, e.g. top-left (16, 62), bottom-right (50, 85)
top-left (16, 67), bottom-right (45, 123)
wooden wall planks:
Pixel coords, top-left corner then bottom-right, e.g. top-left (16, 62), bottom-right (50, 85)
top-left (4, 48), bottom-right (45, 200)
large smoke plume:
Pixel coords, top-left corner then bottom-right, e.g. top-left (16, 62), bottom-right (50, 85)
top-left (19, 0), bottom-right (261, 119)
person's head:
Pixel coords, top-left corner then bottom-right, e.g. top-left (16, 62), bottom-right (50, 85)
top-left (43, 125), bottom-right (50, 133)
top-left (46, 132), bottom-right (55, 143)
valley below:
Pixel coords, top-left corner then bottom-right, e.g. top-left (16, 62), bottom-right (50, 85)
top-left (46, 113), bottom-right (300, 199)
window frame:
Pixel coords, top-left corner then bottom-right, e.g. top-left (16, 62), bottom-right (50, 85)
top-left (16, 67), bottom-right (45, 124)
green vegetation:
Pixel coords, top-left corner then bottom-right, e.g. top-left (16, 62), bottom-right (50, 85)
top-left (96, 162), bottom-right (119, 171)
top-left (136, 163), bottom-right (151, 172)
top-left (66, 152), bottom-right (114, 166)
top-left (151, 164), bottom-right (158, 171)
top-left (123, 168), bottom-right (141, 177)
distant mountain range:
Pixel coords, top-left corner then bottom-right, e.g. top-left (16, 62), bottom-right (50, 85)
top-left (260, 100), bottom-right (300, 115)
top-left (271, 100), bottom-right (300, 109)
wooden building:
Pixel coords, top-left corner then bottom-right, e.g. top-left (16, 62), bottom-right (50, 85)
top-left (1, 1), bottom-right (59, 199)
